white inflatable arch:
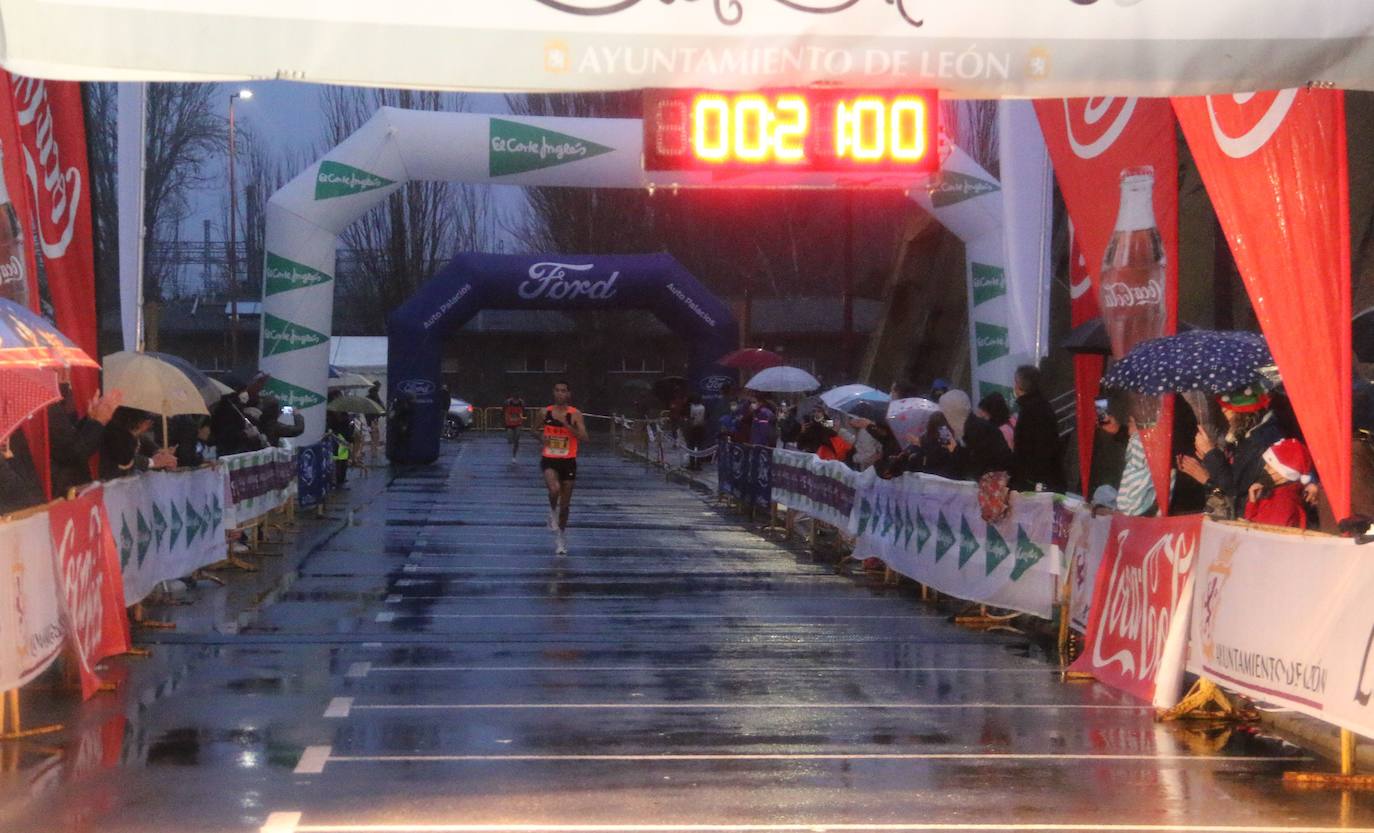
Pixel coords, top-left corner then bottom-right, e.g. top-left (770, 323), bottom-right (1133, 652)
top-left (259, 105), bottom-right (1048, 444)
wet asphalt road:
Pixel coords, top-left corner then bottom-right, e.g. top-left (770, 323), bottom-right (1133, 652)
top-left (4, 435), bottom-right (1374, 833)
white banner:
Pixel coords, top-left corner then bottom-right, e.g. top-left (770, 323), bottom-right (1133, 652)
top-left (1, 2), bottom-right (1371, 97)
top-left (851, 471), bottom-right (1058, 619)
top-left (103, 468), bottom-right (230, 606)
top-left (1063, 508), bottom-right (1112, 634)
top-left (770, 448), bottom-right (859, 530)
top-left (221, 447), bottom-right (297, 528)
top-left (0, 513), bottom-right (66, 692)
top-left (1190, 521), bottom-right (1374, 738)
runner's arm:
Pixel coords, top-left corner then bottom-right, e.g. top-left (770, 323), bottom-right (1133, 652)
top-left (573, 411), bottom-right (590, 442)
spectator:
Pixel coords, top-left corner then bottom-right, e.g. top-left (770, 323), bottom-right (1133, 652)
top-left (366, 381), bottom-right (385, 451)
top-left (842, 416), bottom-right (885, 471)
top-left (930, 378), bottom-right (951, 401)
top-left (1244, 438), bottom-right (1313, 529)
top-left (259, 396), bottom-right (306, 447)
top-left (210, 374), bottom-right (268, 456)
top-left (328, 391), bottom-right (358, 486)
top-left (900, 413), bottom-right (964, 480)
top-left (937, 389), bottom-right (971, 446)
top-left (777, 404), bottom-right (802, 448)
top-left (732, 398), bottom-right (754, 445)
top-left (101, 408), bottom-right (176, 480)
top-left (889, 380), bottom-right (922, 401)
top-left (718, 401), bottom-right (740, 442)
top-left (1089, 396), bottom-right (1130, 497)
top-left (963, 407), bottom-right (1015, 481)
top-left (1011, 365), bottom-right (1066, 492)
top-left (49, 387), bottom-right (121, 496)
top-left (1191, 387), bottom-right (1291, 518)
top-left (686, 395), bottom-right (707, 470)
top-left (0, 429), bottom-right (45, 514)
top-left (749, 399), bottom-right (776, 447)
top-left (388, 390), bottom-right (415, 453)
top-left (436, 386), bottom-right (453, 437)
top-left (977, 391), bottom-right (1015, 451)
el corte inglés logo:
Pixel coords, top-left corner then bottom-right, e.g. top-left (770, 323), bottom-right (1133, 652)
top-left (489, 118), bottom-right (613, 177)
top-left (264, 379), bottom-right (327, 411)
top-left (975, 321), bottom-right (1010, 365)
top-left (930, 170), bottom-right (1000, 208)
top-left (265, 253), bottom-right (332, 295)
top-left (315, 161), bottom-right (395, 200)
top-left (262, 314), bottom-right (328, 356)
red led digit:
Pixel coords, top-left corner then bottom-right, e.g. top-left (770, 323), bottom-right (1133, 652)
top-left (891, 98), bottom-right (927, 162)
top-left (655, 99), bottom-right (689, 157)
top-left (734, 95), bottom-right (771, 162)
top-left (693, 95), bottom-right (730, 162)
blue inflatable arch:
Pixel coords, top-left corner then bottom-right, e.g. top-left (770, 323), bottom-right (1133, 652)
top-left (387, 252), bottom-right (739, 464)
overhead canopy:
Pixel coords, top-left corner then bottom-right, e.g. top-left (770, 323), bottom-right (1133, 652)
top-left (1, 1), bottom-right (1371, 96)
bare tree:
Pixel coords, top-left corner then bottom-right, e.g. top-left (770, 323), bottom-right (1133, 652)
top-left (82, 83), bottom-right (119, 322)
top-left (215, 128), bottom-right (288, 297)
top-left (942, 100), bottom-right (1000, 179)
top-left (322, 86), bottom-right (492, 333)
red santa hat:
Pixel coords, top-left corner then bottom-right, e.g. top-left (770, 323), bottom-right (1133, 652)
top-left (1262, 439), bottom-right (1313, 485)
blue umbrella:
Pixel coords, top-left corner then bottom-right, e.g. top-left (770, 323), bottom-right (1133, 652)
top-left (1101, 330), bottom-right (1274, 396)
top-left (820, 384), bottom-right (889, 414)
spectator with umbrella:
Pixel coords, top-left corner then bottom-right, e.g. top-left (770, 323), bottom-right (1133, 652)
top-left (101, 407), bottom-right (177, 480)
top-left (48, 385), bottom-right (122, 494)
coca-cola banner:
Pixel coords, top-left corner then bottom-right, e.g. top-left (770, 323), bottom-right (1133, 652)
top-left (0, 70), bottom-right (38, 310)
top-left (1067, 232), bottom-right (1105, 497)
top-left (1191, 521), bottom-right (1374, 739)
top-left (1069, 513), bottom-right (1200, 706)
top-left (1034, 97), bottom-right (1178, 509)
top-left (0, 512), bottom-right (66, 693)
top-left (48, 486), bottom-right (131, 700)
top-left (11, 76), bottom-right (99, 365)
top-left (1173, 89), bottom-right (1352, 520)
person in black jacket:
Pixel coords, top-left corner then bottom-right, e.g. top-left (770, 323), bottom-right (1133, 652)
top-left (48, 386), bottom-right (121, 497)
top-left (1191, 389), bottom-right (1301, 518)
top-left (101, 408), bottom-right (176, 480)
top-left (0, 429), bottom-right (45, 514)
top-left (259, 396), bottom-right (306, 447)
top-left (1011, 365), bottom-right (1066, 492)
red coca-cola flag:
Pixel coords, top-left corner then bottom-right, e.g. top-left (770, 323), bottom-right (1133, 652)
top-left (1034, 98), bottom-right (1178, 510)
top-left (1173, 89), bottom-right (1352, 520)
top-left (11, 76), bottom-right (99, 410)
top-left (48, 486), bottom-right (130, 700)
top-left (1068, 231), bottom-right (1105, 497)
top-left (1070, 514), bottom-right (1200, 703)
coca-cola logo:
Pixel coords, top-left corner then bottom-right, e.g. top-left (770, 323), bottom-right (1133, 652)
top-left (1100, 278), bottom-right (1162, 309)
top-left (518, 262), bottom-right (620, 301)
top-left (0, 254), bottom-right (22, 285)
top-left (11, 78), bottom-right (82, 259)
top-left (56, 504), bottom-right (106, 676)
top-left (1065, 97), bottom-right (1138, 160)
top-left (1205, 89), bottom-right (1297, 160)
top-left (1091, 528), bottom-right (1196, 681)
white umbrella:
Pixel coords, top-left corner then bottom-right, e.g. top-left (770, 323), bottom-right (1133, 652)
top-left (887, 397), bottom-right (942, 446)
top-left (328, 371), bottom-right (373, 390)
top-left (103, 352), bottom-right (211, 419)
top-left (744, 366), bottom-right (820, 394)
top-left (820, 384), bottom-right (889, 413)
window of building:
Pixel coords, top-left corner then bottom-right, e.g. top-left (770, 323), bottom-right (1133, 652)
top-left (505, 354), bottom-right (569, 374)
top-left (610, 356), bottom-right (666, 374)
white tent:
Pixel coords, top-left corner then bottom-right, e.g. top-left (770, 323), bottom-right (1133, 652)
top-left (1, 1), bottom-right (1370, 97)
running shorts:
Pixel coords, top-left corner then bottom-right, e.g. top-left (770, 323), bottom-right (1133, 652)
top-left (540, 457), bottom-right (578, 482)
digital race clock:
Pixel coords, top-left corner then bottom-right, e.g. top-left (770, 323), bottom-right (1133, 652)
top-left (642, 89), bottom-right (939, 175)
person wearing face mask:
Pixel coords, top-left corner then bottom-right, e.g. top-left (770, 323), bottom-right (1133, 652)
top-left (210, 373), bottom-right (270, 455)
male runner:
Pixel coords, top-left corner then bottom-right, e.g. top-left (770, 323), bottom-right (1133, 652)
top-left (503, 392), bottom-right (527, 463)
top-left (539, 381), bottom-right (589, 555)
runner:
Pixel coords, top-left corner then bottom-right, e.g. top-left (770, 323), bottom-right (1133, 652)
top-left (539, 381), bottom-right (589, 555)
top-left (503, 391), bottom-right (527, 463)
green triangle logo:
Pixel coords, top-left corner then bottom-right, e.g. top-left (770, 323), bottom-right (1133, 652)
top-left (211, 494), bottom-right (223, 530)
top-left (265, 252), bottom-right (332, 296)
top-left (975, 321), bottom-right (1011, 366)
top-left (857, 497), bottom-right (873, 535)
top-left (315, 160), bottom-right (395, 200)
top-left (985, 524), bottom-right (1010, 575)
top-left (930, 170), bottom-right (1000, 208)
top-left (263, 314), bottom-right (328, 357)
top-left (263, 378), bottom-right (327, 411)
top-left (152, 502), bottom-right (167, 549)
top-left (136, 510), bottom-right (153, 566)
top-left (916, 510), bottom-right (931, 553)
top-left (119, 519), bottom-right (134, 569)
top-left (1012, 526), bottom-right (1047, 581)
top-left (489, 118), bottom-right (614, 177)
top-left (971, 262), bottom-right (1007, 307)
top-left (881, 498), bottom-right (896, 539)
top-left (185, 499), bottom-right (202, 545)
top-left (935, 512), bottom-right (955, 562)
top-left (901, 504), bottom-right (916, 549)
top-left (958, 517), bottom-right (980, 568)
top-left (169, 502), bottom-right (183, 550)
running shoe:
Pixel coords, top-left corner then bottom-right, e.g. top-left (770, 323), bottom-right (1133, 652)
top-left (555, 532), bottom-right (568, 555)
top-left (548, 507), bottom-right (560, 531)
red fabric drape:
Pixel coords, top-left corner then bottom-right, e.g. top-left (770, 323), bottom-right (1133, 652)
top-left (1173, 89), bottom-right (1352, 519)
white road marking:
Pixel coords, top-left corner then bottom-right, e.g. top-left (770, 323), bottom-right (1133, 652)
top-left (379, 613), bottom-right (947, 621)
top-left (324, 697), bottom-right (354, 718)
top-left (322, 751), bottom-right (1305, 763)
top-left (345, 703), bottom-right (1146, 712)
top-left (293, 745), bottom-right (331, 774)
top-left (259, 811), bottom-right (301, 833)
top-left (403, 564), bottom-right (420, 573)
top-left (361, 642), bottom-right (383, 649)
top-left (395, 579), bottom-right (419, 587)
top-left (376, 612), bottom-right (397, 623)
top-left (346, 662), bottom-right (372, 679)
top-left (385, 594), bottom-right (402, 604)
top-left (364, 666), bottom-right (1057, 674)
top-left (270, 823), bottom-right (1374, 833)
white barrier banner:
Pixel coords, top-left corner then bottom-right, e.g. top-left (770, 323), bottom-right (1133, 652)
top-left (1191, 522), bottom-right (1374, 737)
top-left (0, 513), bottom-right (66, 692)
top-left (852, 471), bottom-right (1058, 619)
top-left (104, 468), bottom-right (230, 606)
top-left (1063, 508), bottom-right (1113, 634)
top-left (222, 447), bottom-right (297, 528)
top-left (770, 448), bottom-right (859, 530)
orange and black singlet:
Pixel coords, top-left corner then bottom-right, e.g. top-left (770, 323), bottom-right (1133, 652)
top-left (541, 406), bottom-right (581, 459)
top-left (504, 398), bottom-right (526, 428)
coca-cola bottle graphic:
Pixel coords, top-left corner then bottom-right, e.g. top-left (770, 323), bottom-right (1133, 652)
top-left (1100, 166), bottom-right (1166, 359)
top-left (0, 141), bottom-right (29, 308)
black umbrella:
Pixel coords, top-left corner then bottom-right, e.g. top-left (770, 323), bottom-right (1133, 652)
top-left (1061, 317), bottom-right (1197, 356)
top-left (1354, 307), bottom-right (1374, 362)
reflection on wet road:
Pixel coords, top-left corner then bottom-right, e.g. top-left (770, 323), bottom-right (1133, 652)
top-left (2, 437), bottom-right (1371, 833)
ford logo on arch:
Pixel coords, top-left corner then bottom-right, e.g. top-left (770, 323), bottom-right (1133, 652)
top-left (518, 261), bottom-right (620, 301)
top-left (701, 375), bottom-right (732, 395)
top-left (398, 378), bottom-right (436, 399)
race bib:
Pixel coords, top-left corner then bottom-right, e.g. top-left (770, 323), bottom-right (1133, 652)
top-left (545, 435), bottom-right (571, 457)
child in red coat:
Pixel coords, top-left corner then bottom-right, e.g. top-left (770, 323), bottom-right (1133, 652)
top-left (1244, 438), bottom-right (1312, 529)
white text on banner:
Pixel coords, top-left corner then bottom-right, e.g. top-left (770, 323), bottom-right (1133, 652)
top-left (0, 513), bottom-right (65, 692)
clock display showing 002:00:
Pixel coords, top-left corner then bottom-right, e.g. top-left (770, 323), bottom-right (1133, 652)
top-left (642, 89), bottom-right (939, 174)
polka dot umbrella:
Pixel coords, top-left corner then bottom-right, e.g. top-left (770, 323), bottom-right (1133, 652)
top-left (1101, 330), bottom-right (1274, 396)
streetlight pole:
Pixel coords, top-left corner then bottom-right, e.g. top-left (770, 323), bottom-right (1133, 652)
top-left (227, 88), bottom-right (253, 369)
